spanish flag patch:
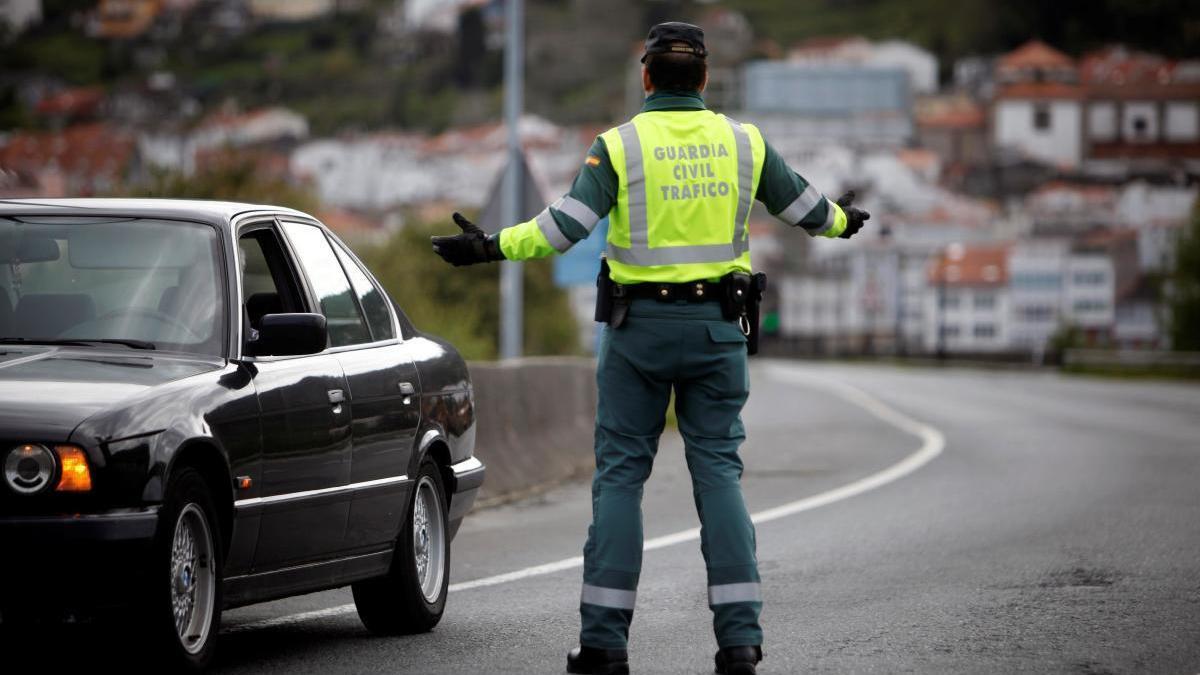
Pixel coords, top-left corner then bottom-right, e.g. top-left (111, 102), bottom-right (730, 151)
top-left (585, 155), bottom-right (601, 168)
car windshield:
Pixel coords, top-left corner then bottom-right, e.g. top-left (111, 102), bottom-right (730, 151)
top-left (0, 216), bottom-right (225, 357)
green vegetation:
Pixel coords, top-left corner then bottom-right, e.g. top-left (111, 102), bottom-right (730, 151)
top-left (359, 218), bottom-right (579, 360)
top-left (6, 0), bottom-right (1195, 135)
top-left (1169, 205), bottom-right (1200, 351)
top-left (128, 161), bottom-right (320, 214)
top-left (723, 0), bottom-right (1200, 69)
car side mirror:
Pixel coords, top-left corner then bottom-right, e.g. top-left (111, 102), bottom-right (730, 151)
top-left (250, 313), bottom-right (327, 356)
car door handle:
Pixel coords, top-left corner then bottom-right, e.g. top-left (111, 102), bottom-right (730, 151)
top-left (398, 381), bottom-right (416, 406)
top-left (328, 389), bottom-right (346, 414)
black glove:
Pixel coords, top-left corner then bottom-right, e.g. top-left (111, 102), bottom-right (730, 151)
top-left (431, 212), bottom-right (505, 266)
top-left (835, 191), bottom-right (870, 239)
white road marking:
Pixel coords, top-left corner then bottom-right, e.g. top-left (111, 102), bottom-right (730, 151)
top-left (224, 368), bottom-right (945, 634)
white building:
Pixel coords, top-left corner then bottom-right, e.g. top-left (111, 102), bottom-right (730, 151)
top-left (248, 0), bottom-right (338, 21)
top-left (1064, 252), bottom-right (1117, 331)
top-left (922, 243), bottom-right (1012, 353)
top-left (1079, 46), bottom-right (1200, 176)
top-left (290, 115), bottom-right (583, 211)
top-left (786, 36), bottom-right (938, 94)
top-left (0, 0), bottom-right (41, 38)
top-left (992, 40), bottom-right (1083, 168)
top-left (1009, 239), bottom-right (1068, 351)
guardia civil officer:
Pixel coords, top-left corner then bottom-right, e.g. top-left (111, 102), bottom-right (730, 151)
top-left (432, 22), bottom-right (869, 675)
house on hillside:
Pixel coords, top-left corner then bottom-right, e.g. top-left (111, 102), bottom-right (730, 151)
top-left (1079, 46), bottom-right (1200, 176)
top-left (0, 123), bottom-right (137, 196)
top-left (992, 40), bottom-right (1084, 169)
top-left (923, 243), bottom-right (1012, 354)
top-left (0, 0), bottom-right (41, 40)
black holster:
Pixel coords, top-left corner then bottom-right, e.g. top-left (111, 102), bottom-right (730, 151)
top-left (594, 258), bottom-right (630, 328)
top-left (720, 273), bottom-right (767, 356)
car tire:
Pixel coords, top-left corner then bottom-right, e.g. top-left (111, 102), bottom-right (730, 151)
top-left (353, 457), bottom-right (450, 635)
top-left (142, 467), bottom-right (224, 673)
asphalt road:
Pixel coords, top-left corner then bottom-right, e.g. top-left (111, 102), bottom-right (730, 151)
top-left (35, 362), bottom-right (1200, 673)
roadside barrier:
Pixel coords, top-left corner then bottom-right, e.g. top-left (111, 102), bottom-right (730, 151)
top-left (468, 357), bottom-right (598, 504)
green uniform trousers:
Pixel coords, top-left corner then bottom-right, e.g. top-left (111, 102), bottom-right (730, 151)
top-left (580, 298), bottom-right (763, 650)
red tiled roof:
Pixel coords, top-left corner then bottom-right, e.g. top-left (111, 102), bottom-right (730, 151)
top-left (927, 243), bottom-right (1011, 287)
top-left (1080, 46), bottom-right (1200, 99)
top-left (1081, 46), bottom-right (1170, 86)
top-left (35, 87), bottom-right (106, 117)
top-left (915, 95), bottom-right (986, 129)
top-left (998, 40), bottom-right (1075, 70)
top-left (995, 82), bottom-right (1083, 100)
top-left (0, 124), bottom-right (134, 180)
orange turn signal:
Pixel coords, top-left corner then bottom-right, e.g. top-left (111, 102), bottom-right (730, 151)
top-left (54, 445), bottom-right (92, 492)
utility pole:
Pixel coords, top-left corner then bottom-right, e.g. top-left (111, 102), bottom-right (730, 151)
top-left (499, 0), bottom-right (524, 360)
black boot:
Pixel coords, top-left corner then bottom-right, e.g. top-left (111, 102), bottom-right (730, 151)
top-left (715, 645), bottom-right (762, 675)
top-left (567, 646), bottom-right (630, 675)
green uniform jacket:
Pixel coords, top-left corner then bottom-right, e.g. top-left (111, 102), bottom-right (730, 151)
top-left (497, 90), bottom-right (846, 280)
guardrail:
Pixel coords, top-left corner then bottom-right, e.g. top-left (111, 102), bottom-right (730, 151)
top-left (468, 357), bottom-right (598, 505)
top-left (1062, 349), bottom-right (1200, 376)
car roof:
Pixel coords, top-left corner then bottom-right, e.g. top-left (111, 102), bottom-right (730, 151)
top-left (0, 198), bottom-right (313, 228)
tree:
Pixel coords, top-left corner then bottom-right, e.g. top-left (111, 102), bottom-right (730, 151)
top-left (1169, 205), bottom-right (1200, 351)
top-left (129, 159), bottom-right (319, 214)
top-left (359, 218), bottom-right (579, 361)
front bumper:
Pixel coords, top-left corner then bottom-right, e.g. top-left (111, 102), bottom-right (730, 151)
top-left (447, 456), bottom-right (485, 538)
top-left (0, 506), bottom-right (159, 542)
top-left (0, 507), bottom-right (160, 617)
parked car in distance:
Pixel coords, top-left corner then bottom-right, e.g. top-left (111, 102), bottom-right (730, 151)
top-left (0, 199), bottom-right (484, 672)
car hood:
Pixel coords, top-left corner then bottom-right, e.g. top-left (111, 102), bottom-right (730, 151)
top-left (0, 346), bottom-right (222, 441)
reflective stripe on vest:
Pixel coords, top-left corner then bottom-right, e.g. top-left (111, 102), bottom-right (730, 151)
top-left (605, 115), bottom-right (760, 268)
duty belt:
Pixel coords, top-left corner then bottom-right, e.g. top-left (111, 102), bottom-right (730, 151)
top-left (613, 279), bottom-right (724, 303)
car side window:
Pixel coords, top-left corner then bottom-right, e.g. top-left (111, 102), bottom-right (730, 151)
top-left (238, 228), bottom-right (304, 337)
top-left (332, 242), bottom-right (395, 341)
top-left (280, 221), bottom-right (372, 348)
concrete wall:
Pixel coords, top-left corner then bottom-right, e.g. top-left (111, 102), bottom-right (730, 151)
top-left (467, 358), bottom-right (597, 504)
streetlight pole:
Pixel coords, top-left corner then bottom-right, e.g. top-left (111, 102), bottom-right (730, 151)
top-left (499, 0), bottom-right (524, 360)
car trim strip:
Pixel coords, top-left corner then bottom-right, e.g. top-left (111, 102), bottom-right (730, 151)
top-left (234, 474), bottom-right (410, 509)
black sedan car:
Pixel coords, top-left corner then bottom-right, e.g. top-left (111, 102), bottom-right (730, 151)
top-left (0, 199), bottom-right (484, 671)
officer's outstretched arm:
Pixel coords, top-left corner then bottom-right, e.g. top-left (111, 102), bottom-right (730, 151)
top-left (432, 137), bottom-right (617, 266)
top-left (754, 136), bottom-right (869, 240)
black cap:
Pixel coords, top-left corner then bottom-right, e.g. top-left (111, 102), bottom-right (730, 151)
top-left (640, 22), bottom-right (707, 63)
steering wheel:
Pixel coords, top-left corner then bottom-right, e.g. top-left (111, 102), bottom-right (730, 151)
top-left (94, 307), bottom-right (202, 341)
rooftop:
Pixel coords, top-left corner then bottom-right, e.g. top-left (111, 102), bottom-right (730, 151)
top-left (928, 243), bottom-right (1011, 287)
top-left (998, 40), bottom-right (1076, 71)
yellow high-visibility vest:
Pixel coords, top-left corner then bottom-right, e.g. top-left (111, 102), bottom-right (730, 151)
top-left (600, 110), bottom-right (764, 284)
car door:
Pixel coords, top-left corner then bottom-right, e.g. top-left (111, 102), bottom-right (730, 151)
top-left (238, 222), bottom-right (354, 572)
top-left (279, 221), bottom-right (419, 554)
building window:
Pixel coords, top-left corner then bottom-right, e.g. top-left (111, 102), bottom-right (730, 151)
top-left (1019, 305), bottom-right (1055, 321)
top-left (940, 325), bottom-right (961, 338)
top-left (1033, 104), bottom-right (1051, 131)
top-left (1012, 273), bottom-right (1061, 289)
top-left (1074, 300), bottom-right (1108, 313)
top-left (1123, 102), bottom-right (1159, 143)
top-left (940, 293), bottom-right (960, 310)
top-left (1089, 102), bottom-right (1118, 141)
top-left (1165, 102), bottom-right (1199, 142)
top-left (973, 324), bottom-right (996, 338)
top-left (1072, 271), bottom-right (1106, 285)
top-left (973, 293), bottom-right (996, 310)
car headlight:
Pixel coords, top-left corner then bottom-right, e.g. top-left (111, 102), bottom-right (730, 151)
top-left (4, 443), bottom-right (57, 495)
top-left (2, 443), bottom-right (92, 495)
